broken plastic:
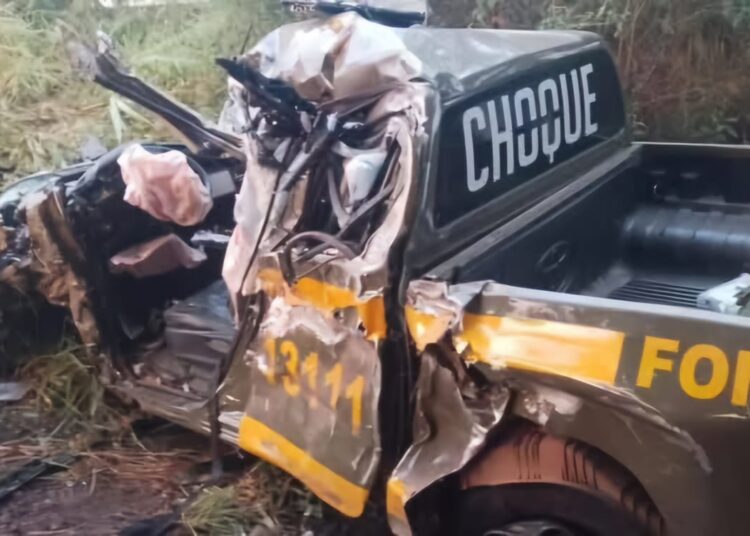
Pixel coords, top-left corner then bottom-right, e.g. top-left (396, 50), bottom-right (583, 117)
top-left (0, 382), bottom-right (29, 403)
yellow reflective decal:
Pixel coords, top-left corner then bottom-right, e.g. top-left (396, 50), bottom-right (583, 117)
top-left (257, 268), bottom-right (386, 340)
top-left (386, 477), bottom-right (409, 522)
top-left (238, 416), bottom-right (369, 518)
top-left (405, 306), bottom-right (454, 351)
top-left (635, 336), bottom-right (750, 406)
top-left (457, 313), bottom-right (625, 385)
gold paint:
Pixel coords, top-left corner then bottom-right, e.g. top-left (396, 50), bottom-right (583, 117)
top-left (636, 336), bottom-right (678, 389)
top-left (679, 344), bottom-right (729, 400)
top-left (238, 416), bottom-right (369, 518)
top-left (458, 313), bottom-right (625, 385)
top-left (404, 305), bottom-right (453, 351)
top-left (386, 477), bottom-right (409, 522)
top-left (257, 268), bottom-right (386, 340)
top-left (732, 351), bottom-right (750, 407)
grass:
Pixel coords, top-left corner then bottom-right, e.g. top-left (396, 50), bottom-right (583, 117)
top-left (20, 340), bottom-right (127, 437)
top-left (0, 0), bottom-right (286, 186)
top-left (182, 485), bottom-right (252, 536)
top-left (472, 0), bottom-right (750, 143)
top-left (182, 462), bottom-right (321, 535)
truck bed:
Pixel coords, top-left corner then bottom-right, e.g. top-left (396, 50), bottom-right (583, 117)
top-left (451, 144), bottom-right (750, 311)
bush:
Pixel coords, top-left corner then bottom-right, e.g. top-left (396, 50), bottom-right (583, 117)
top-left (470, 0), bottom-right (750, 143)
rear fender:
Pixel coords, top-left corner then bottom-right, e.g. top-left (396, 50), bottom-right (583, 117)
top-left (386, 279), bottom-right (714, 536)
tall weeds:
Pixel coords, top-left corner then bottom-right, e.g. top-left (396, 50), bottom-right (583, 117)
top-left (473, 0), bottom-right (750, 143)
top-left (0, 0), bottom-right (284, 185)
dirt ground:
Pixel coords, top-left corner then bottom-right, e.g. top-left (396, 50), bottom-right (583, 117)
top-left (1, 466), bottom-right (186, 535)
top-left (0, 401), bottom-right (389, 536)
top-left (0, 403), bottom-right (213, 535)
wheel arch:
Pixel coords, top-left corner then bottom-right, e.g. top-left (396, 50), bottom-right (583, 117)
top-left (452, 385), bottom-right (714, 536)
top-left (458, 418), bottom-right (665, 534)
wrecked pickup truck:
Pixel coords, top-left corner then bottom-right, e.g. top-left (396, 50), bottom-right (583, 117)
top-left (3, 3), bottom-right (750, 535)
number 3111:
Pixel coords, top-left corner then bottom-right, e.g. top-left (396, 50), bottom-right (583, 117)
top-left (262, 338), bottom-right (365, 435)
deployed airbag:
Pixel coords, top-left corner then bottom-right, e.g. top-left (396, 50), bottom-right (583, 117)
top-left (118, 144), bottom-right (213, 226)
top-left (109, 234), bottom-right (207, 278)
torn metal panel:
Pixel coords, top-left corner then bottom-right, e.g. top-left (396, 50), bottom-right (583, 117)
top-left (237, 297), bottom-right (382, 517)
top-left (163, 280), bottom-right (236, 364)
top-left (239, 12), bottom-right (422, 103)
top-left (22, 188), bottom-right (99, 347)
top-left (395, 278), bottom-right (739, 535)
top-left (69, 38), bottom-right (244, 160)
top-left (387, 350), bottom-right (509, 535)
top-left (218, 12), bottom-right (427, 520)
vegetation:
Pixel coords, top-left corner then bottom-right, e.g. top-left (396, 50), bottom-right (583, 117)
top-left (182, 463), bottom-right (320, 535)
top-left (3, 0), bottom-right (750, 187)
top-left (21, 342), bottom-right (122, 435)
top-left (0, 0), bottom-right (285, 185)
top-left (471, 0), bottom-right (750, 143)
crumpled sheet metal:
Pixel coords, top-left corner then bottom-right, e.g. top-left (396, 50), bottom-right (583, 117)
top-left (237, 88), bottom-right (423, 308)
top-left (223, 13), bottom-right (427, 314)
top-left (219, 12), bottom-right (427, 520)
top-left (245, 12), bottom-right (422, 102)
top-left (109, 233), bottom-right (206, 278)
top-left (227, 100), bottom-right (419, 512)
top-left (405, 279), bottom-right (631, 384)
top-left (387, 350), bottom-right (509, 535)
top-left (222, 139), bottom-right (288, 308)
top-left (20, 188), bottom-right (99, 347)
top-left (236, 296), bottom-right (382, 517)
top-left (118, 144), bottom-right (213, 227)
top-left (402, 279), bottom-right (723, 442)
top-left (396, 278), bottom-right (717, 535)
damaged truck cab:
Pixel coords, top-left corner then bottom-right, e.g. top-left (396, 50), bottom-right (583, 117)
top-left (5, 5), bottom-right (750, 536)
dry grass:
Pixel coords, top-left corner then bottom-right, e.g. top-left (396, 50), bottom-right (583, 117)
top-left (182, 462), bottom-right (320, 535)
top-left (6, 338), bottom-right (319, 534)
top-left (182, 485), bottom-right (251, 535)
top-left (0, 0), bottom-right (285, 186)
top-left (473, 0), bottom-right (750, 142)
top-left (20, 342), bottom-right (125, 436)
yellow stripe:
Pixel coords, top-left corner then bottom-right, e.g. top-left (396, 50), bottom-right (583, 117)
top-left (404, 306), bottom-right (453, 351)
top-left (386, 477), bottom-right (409, 522)
top-left (238, 416), bottom-right (369, 518)
top-left (457, 313), bottom-right (625, 385)
top-left (258, 268), bottom-right (386, 340)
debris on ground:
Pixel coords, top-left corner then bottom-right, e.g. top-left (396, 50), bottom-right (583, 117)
top-left (0, 382), bottom-right (29, 403)
top-left (0, 453), bottom-right (76, 503)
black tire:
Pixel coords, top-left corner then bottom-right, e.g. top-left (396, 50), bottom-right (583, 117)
top-left (452, 482), bottom-right (651, 536)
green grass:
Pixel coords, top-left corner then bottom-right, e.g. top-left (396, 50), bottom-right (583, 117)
top-left (182, 485), bottom-right (252, 536)
top-left (21, 341), bottom-right (124, 435)
top-left (181, 462), bottom-right (320, 535)
top-left (0, 0), bottom-right (285, 185)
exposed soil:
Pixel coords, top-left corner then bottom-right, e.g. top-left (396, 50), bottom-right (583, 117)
top-left (0, 407), bottom-right (211, 536)
top-left (0, 469), bottom-right (185, 535)
top-left (0, 401), bottom-right (389, 535)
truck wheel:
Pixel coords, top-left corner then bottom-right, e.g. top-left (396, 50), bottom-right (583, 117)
top-left (451, 483), bottom-right (652, 536)
top-left (450, 426), bottom-right (664, 536)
